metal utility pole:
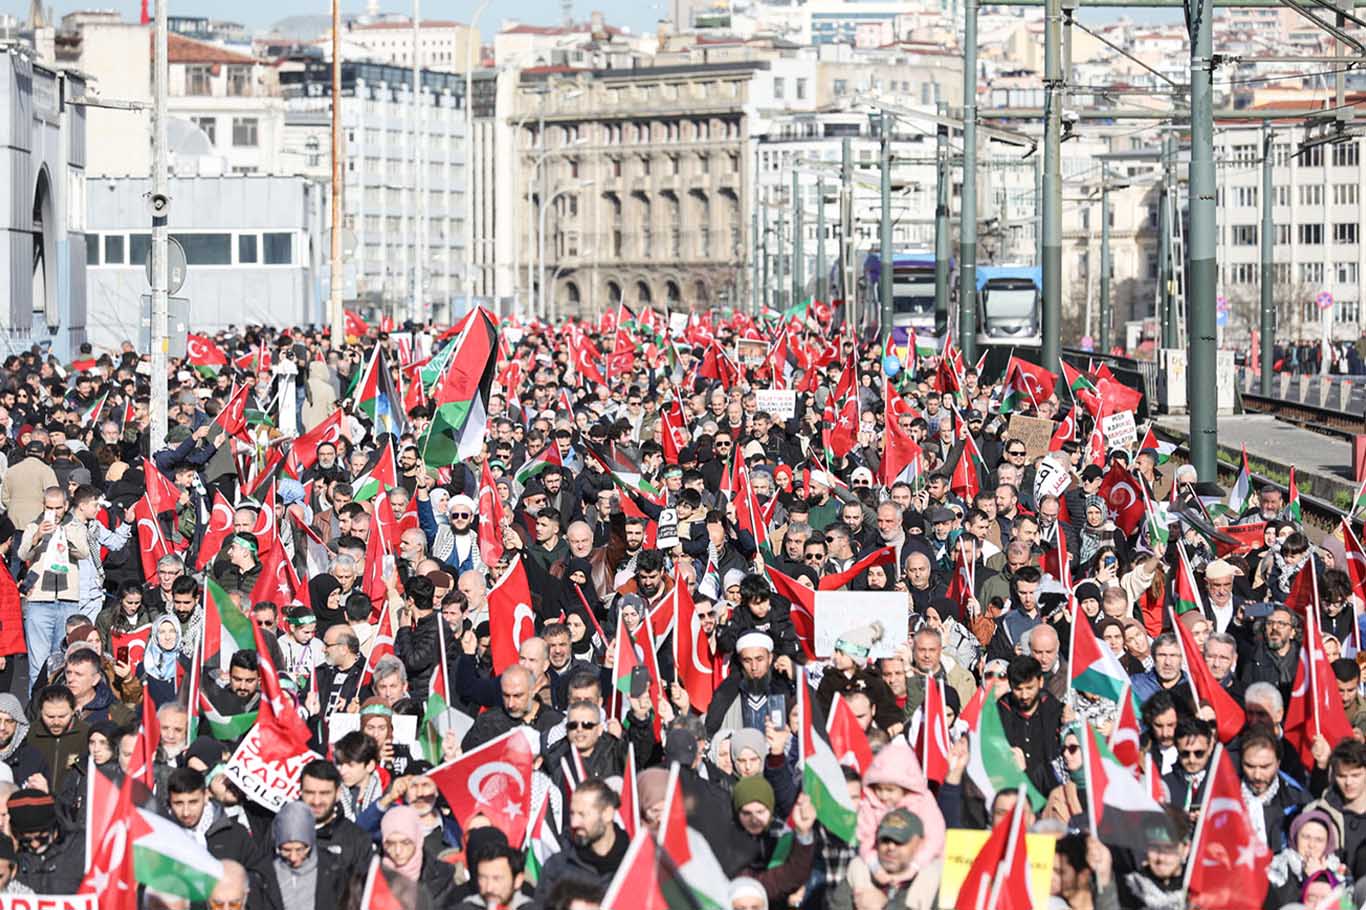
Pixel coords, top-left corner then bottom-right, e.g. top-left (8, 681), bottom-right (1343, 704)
top-left (751, 207), bottom-right (760, 314)
top-left (762, 186), bottom-right (770, 312)
top-left (465, 1), bottom-right (491, 314)
top-left (934, 100), bottom-right (950, 335)
top-left (1041, 0), bottom-right (1063, 375)
top-left (411, 0), bottom-right (423, 324)
top-left (792, 168), bottom-right (804, 305)
top-left (960, 0), bottom-right (979, 361)
top-left (149, 0), bottom-right (169, 453)
top-left (1161, 134), bottom-right (1178, 349)
top-left (1099, 167), bottom-right (1111, 352)
top-left (816, 175), bottom-right (827, 302)
top-left (328, 0), bottom-right (344, 347)
top-left (879, 111), bottom-right (893, 338)
top-left (840, 138), bottom-right (853, 326)
top-left (1187, 0), bottom-right (1218, 479)
top-left (1157, 136), bottom-right (1171, 349)
top-left (776, 205), bottom-right (786, 311)
top-left (1259, 124), bottom-right (1274, 395)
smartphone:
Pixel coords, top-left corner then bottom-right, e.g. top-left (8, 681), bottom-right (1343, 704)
top-left (42, 509), bottom-right (54, 524)
top-left (767, 694), bottom-right (787, 728)
top-left (1103, 555), bottom-right (1118, 569)
top-left (116, 645), bottom-right (129, 664)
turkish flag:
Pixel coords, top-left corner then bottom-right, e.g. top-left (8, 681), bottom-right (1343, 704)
top-left (881, 416), bottom-right (923, 489)
top-left (143, 462), bottom-right (182, 516)
top-left (764, 566), bottom-right (818, 661)
top-left (1214, 521), bottom-right (1267, 558)
top-left (194, 491), bottom-right (236, 572)
top-left (488, 555), bottom-right (535, 675)
top-left (288, 409), bottom-right (346, 473)
top-left (132, 494), bottom-right (173, 585)
top-left (477, 460), bottom-right (505, 569)
top-left (361, 510), bottom-right (392, 607)
top-left (954, 792), bottom-right (1032, 910)
top-left (733, 467), bottom-right (769, 551)
top-left (1099, 462), bottom-right (1145, 535)
top-left (1285, 596), bottom-right (1355, 768)
top-left (917, 675), bottom-right (951, 785)
top-left (429, 729), bottom-right (534, 847)
top-left (78, 767), bottom-right (139, 910)
top-left (214, 381), bottom-right (251, 441)
top-left (124, 689), bottom-right (160, 791)
top-left (818, 545), bottom-right (896, 592)
top-left (1048, 410), bottom-right (1076, 451)
top-left (1170, 602), bottom-right (1245, 744)
top-left (826, 693), bottom-right (872, 775)
top-left (823, 398), bottom-right (860, 460)
top-left (1108, 684), bottom-right (1144, 772)
top-left (1186, 745), bottom-right (1271, 910)
top-left (672, 571), bottom-right (716, 712)
top-left (250, 616), bottom-right (313, 762)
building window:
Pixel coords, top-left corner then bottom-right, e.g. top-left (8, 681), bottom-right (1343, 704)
top-left (104, 235), bottom-right (125, 265)
top-left (1273, 143), bottom-right (1291, 166)
top-left (833, 79), bottom-right (848, 96)
top-left (130, 234), bottom-right (150, 266)
top-left (1234, 186), bottom-right (1257, 207)
top-left (1275, 185), bottom-right (1289, 205)
top-left (1335, 222), bottom-right (1359, 244)
top-left (1299, 185), bottom-right (1323, 206)
top-left (239, 234), bottom-right (258, 264)
top-left (1334, 183), bottom-right (1359, 205)
top-left (1300, 145), bottom-right (1324, 167)
top-left (226, 66), bottom-right (251, 97)
top-left (264, 232), bottom-right (293, 265)
top-left (1339, 299), bottom-right (1361, 323)
top-left (85, 235), bottom-right (99, 265)
top-left (1333, 142), bottom-right (1359, 167)
top-left (191, 116), bottom-right (216, 145)
top-left (1273, 262), bottom-right (1291, 285)
top-left (172, 233), bottom-right (232, 265)
top-left (1300, 261), bottom-right (1324, 283)
top-left (774, 78), bottom-right (785, 99)
top-left (232, 117), bottom-right (259, 148)
top-left (1299, 223), bottom-right (1324, 244)
top-left (1232, 224), bottom-right (1257, 245)
top-left (1231, 262), bottom-right (1256, 284)
top-left (1338, 261), bottom-right (1358, 284)
top-left (1275, 224), bottom-right (1291, 244)
top-left (796, 78), bottom-right (807, 100)
top-left (185, 64), bottom-right (212, 96)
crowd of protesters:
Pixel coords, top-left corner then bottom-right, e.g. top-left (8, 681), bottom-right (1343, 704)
top-left (0, 310), bottom-right (1353, 910)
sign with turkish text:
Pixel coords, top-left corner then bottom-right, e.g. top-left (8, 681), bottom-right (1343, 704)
top-left (754, 389), bottom-right (797, 420)
top-left (226, 725), bottom-right (321, 812)
top-left (1006, 414), bottom-right (1055, 462)
top-left (1101, 410), bottom-right (1138, 449)
top-left (0, 897), bottom-right (98, 910)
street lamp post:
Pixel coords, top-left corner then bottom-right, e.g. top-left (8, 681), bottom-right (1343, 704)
top-left (464, 0), bottom-right (492, 314)
top-left (539, 180), bottom-right (594, 318)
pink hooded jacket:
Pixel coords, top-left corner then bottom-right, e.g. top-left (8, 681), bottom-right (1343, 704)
top-left (854, 738), bottom-right (947, 872)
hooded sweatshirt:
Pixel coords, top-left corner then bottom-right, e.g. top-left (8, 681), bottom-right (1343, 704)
top-left (272, 800), bottom-right (319, 910)
top-left (854, 739), bottom-right (946, 874)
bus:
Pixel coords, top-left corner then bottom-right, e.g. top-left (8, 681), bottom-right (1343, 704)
top-left (975, 265), bottom-right (1042, 348)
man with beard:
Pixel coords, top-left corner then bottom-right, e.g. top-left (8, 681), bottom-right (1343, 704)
top-left (725, 778), bottom-right (817, 906)
top-left (617, 548), bottom-right (673, 613)
top-left (0, 695), bottom-right (45, 786)
top-left (705, 632), bottom-right (796, 738)
top-left (997, 656), bottom-right (1064, 797)
top-left (295, 760), bottom-right (373, 884)
top-left (1240, 606), bottom-right (1300, 703)
top-left (312, 624), bottom-right (365, 722)
top-left (461, 665), bottom-right (564, 751)
top-left (531, 779), bottom-right (628, 900)
top-left (416, 472), bottom-right (484, 576)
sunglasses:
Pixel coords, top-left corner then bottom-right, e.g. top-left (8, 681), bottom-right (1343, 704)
top-left (1007, 449), bottom-right (1026, 457)
top-left (984, 671), bottom-right (1005, 680)
top-left (1063, 744), bottom-right (1081, 755)
top-left (565, 721), bottom-right (599, 731)
top-left (1179, 748), bottom-right (1208, 759)
top-left (449, 512), bottom-right (472, 519)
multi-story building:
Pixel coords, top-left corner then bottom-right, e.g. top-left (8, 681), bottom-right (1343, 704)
top-left (279, 60), bottom-right (467, 320)
top-left (312, 18), bottom-right (479, 73)
top-left (0, 47), bottom-right (88, 356)
top-left (1210, 120), bottom-right (1366, 342)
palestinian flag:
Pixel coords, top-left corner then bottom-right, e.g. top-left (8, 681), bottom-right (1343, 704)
top-left (420, 308), bottom-right (498, 468)
top-left (352, 441), bottom-right (398, 503)
top-left (659, 763), bottom-right (729, 910)
top-left (419, 618), bottom-right (453, 764)
top-left (602, 831), bottom-right (702, 910)
top-left (588, 443), bottom-right (660, 500)
top-left (198, 693), bottom-right (257, 741)
top-left (1137, 426), bottom-right (1175, 464)
top-left (523, 795), bottom-right (562, 886)
top-left (1227, 446), bottom-right (1256, 517)
top-left (1081, 721), bottom-right (1171, 853)
top-left (999, 362), bottom-right (1034, 415)
top-left (797, 668), bottom-right (857, 843)
top-left (1350, 478), bottom-right (1366, 519)
top-left (133, 808), bottom-right (226, 899)
top-left (420, 338), bottom-right (458, 392)
top-left (186, 334), bottom-right (228, 377)
top-left (1288, 466), bottom-right (1302, 523)
top-left (349, 346), bottom-right (410, 438)
top-left (1068, 596), bottom-right (1131, 706)
top-left (78, 390), bottom-right (109, 425)
top-left (1061, 359), bottom-right (1099, 397)
top-left (513, 442), bottom-right (564, 490)
top-left (200, 578), bottom-right (255, 674)
top-left (1174, 542), bottom-right (1203, 615)
top-left (966, 692), bottom-right (1045, 811)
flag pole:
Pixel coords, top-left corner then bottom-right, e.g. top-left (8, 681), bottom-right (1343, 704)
top-left (1182, 742), bottom-right (1222, 894)
top-left (986, 787), bottom-right (1027, 910)
top-left (1309, 570), bottom-right (1322, 739)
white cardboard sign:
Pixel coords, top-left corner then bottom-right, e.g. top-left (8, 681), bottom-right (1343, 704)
top-left (0, 899), bottom-right (98, 910)
top-left (814, 591), bottom-right (909, 658)
top-left (1101, 411), bottom-right (1137, 449)
top-left (754, 389), bottom-right (798, 420)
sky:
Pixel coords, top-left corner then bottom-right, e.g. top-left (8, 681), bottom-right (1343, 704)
top-left (13, 0), bottom-right (1176, 40)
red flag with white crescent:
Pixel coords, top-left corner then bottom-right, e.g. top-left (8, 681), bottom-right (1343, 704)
top-left (672, 570), bottom-right (716, 712)
top-left (488, 555), bottom-right (535, 675)
top-left (428, 729), bottom-right (534, 847)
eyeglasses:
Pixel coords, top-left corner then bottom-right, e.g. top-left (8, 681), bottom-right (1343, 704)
top-left (565, 721), bottom-right (599, 731)
top-left (1178, 748), bottom-right (1208, 759)
top-left (1007, 449), bottom-right (1026, 457)
top-left (1063, 744), bottom-right (1080, 755)
top-left (449, 512), bottom-right (472, 519)
top-left (984, 671), bottom-right (1005, 680)
top-left (1266, 619), bottom-right (1294, 629)
top-left (209, 900), bottom-right (246, 910)
top-left (715, 441), bottom-right (732, 448)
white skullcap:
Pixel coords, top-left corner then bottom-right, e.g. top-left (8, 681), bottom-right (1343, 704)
top-left (735, 631), bottom-right (774, 654)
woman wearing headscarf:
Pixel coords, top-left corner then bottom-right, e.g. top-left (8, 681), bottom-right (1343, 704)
top-left (380, 804), bottom-right (454, 908)
top-left (139, 613), bottom-right (183, 707)
top-left (308, 574), bottom-right (345, 635)
top-left (300, 360), bottom-right (338, 432)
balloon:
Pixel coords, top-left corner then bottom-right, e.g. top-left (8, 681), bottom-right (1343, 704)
top-left (883, 355), bottom-right (902, 377)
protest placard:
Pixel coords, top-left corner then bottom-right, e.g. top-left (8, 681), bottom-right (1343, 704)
top-left (1006, 414), bottom-right (1055, 461)
top-left (226, 726), bottom-right (321, 812)
top-left (1033, 455), bottom-right (1072, 503)
top-left (937, 829), bottom-right (1056, 907)
top-left (1102, 410), bottom-right (1138, 449)
top-left (0, 897), bottom-right (98, 910)
top-left (813, 591), bottom-right (909, 658)
top-left (735, 337), bottom-right (768, 367)
top-left (754, 389), bottom-right (797, 420)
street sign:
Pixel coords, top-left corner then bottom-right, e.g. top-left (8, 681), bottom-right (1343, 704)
top-left (139, 295), bottom-right (190, 358)
top-left (144, 237), bottom-right (187, 295)
top-left (1317, 290), bottom-right (1334, 310)
top-left (1216, 295), bottom-right (1229, 328)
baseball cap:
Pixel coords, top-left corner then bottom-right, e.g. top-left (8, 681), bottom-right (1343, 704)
top-left (876, 808), bottom-right (924, 844)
